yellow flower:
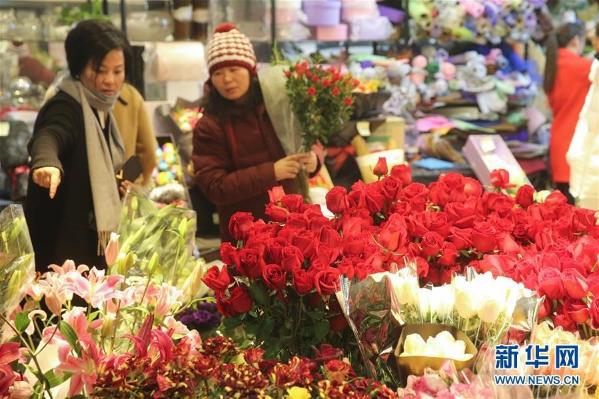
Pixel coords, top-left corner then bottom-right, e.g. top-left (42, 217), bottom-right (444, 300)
top-left (286, 386), bottom-right (311, 399)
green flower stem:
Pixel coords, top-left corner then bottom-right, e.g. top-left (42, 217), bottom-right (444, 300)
top-left (33, 323), bottom-right (59, 358)
top-left (108, 298), bottom-right (123, 353)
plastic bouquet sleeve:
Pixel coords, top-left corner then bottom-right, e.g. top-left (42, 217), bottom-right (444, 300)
top-left (113, 189), bottom-right (200, 290)
top-left (336, 272), bottom-right (402, 386)
top-left (0, 204), bottom-right (35, 316)
top-left (258, 64), bottom-right (304, 155)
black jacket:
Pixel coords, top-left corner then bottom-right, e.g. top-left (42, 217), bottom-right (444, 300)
top-left (25, 91), bottom-right (106, 272)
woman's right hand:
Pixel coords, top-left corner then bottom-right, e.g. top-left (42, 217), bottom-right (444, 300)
top-left (274, 154), bottom-right (303, 181)
top-left (32, 166), bottom-right (62, 199)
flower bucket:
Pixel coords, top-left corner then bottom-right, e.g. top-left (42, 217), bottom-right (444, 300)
top-left (303, 0), bottom-right (341, 27)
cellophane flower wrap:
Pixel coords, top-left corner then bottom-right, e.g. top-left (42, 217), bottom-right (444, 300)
top-left (114, 189), bottom-right (206, 294)
top-left (336, 271), bottom-right (404, 387)
top-left (285, 60), bottom-right (357, 148)
top-left (390, 268), bottom-right (539, 348)
top-left (0, 204), bottom-right (35, 317)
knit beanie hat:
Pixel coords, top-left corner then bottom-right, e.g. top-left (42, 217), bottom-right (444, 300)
top-left (207, 23), bottom-right (257, 76)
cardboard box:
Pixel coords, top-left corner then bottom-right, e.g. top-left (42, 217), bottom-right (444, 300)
top-left (463, 134), bottom-right (531, 189)
top-left (358, 117), bottom-right (405, 150)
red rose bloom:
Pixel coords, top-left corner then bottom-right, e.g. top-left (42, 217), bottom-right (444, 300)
top-left (325, 186), bottom-right (349, 214)
top-left (220, 242), bottom-right (240, 267)
top-left (336, 258), bottom-right (355, 280)
top-left (438, 242), bottom-right (459, 266)
top-left (537, 298), bottom-right (553, 320)
top-left (281, 194), bottom-right (304, 212)
top-left (202, 265), bottom-right (231, 293)
top-left (462, 177), bottom-right (483, 197)
top-left (471, 222), bottom-right (497, 253)
top-left (490, 169), bottom-right (511, 189)
top-left (428, 182), bottom-right (451, 207)
top-left (414, 256), bottom-right (430, 278)
top-left (378, 213), bottom-right (408, 252)
top-left (590, 298), bottom-right (599, 329)
top-left (538, 268), bottom-right (564, 300)
top-left (292, 269), bottom-right (314, 295)
top-left (228, 212), bottom-right (255, 241)
top-left (380, 176), bottom-right (401, 200)
top-left (281, 246), bottom-right (304, 272)
top-left (563, 299), bottom-right (589, 323)
top-left (216, 286), bottom-right (253, 317)
top-left (265, 203), bottom-right (289, 223)
top-left (238, 248), bottom-right (265, 279)
top-left (445, 201), bottom-right (476, 228)
top-left (545, 190), bottom-right (568, 205)
top-left (292, 233), bottom-right (317, 259)
top-left (562, 268), bottom-right (588, 300)
top-left (390, 164), bottom-right (412, 185)
top-left (262, 263), bottom-right (287, 291)
top-left (515, 185), bottom-right (535, 208)
top-left (450, 227), bottom-right (473, 250)
top-left (425, 211), bottom-right (451, 237)
top-left (553, 313), bottom-right (577, 332)
top-left (373, 157), bottom-right (388, 177)
top-left (363, 185), bottom-right (386, 214)
top-left (420, 231), bottom-right (444, 257)
top-left (572, 208), bottom-right (597, 233)
top-left (485, 193), bottom-right (515, 216)
top-left (268, 186), bottom-right (286, 203)
top-left (319, 226), bottom-right (342, 248)
top-left (314, 267), bottom-right (341, 296)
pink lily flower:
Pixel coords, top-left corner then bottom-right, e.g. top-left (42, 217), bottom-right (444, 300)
top-left (104, 233), bottom-right (120, 267)
top-left (48, 259), bottom-right (89, 275)
top-left (65, 268), bottom-right (123, 308)
top-left (153, 284), bottom-right (182, 318)
top-left (57, 342), bottom-right (102, 397)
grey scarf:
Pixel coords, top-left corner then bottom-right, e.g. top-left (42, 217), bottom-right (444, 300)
top-left (58, 76), bottom-right (125, 254)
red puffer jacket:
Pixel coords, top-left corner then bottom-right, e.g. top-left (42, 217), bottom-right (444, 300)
top-left (192, 103), bottom-right (299, 241)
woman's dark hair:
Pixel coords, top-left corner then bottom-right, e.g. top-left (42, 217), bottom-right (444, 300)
top-left (200, 75), bottom-right (263, 119)
top-left (65, 19), bottom-right (132, 78)
top-left (544, 22), bottom-right (585, 93)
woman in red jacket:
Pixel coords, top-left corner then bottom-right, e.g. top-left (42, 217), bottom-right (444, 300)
top-left (192, 23), bottom-right (318, 241)
top-left (544, 22), bottom-right (592, 203)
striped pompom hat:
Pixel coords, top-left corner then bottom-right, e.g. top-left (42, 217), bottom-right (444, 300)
top-left (207, 23), bottom-right (256, 76)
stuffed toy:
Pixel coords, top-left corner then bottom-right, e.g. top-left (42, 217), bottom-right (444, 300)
top-left (410, 55), bottom-right (428, 85)
top-left (460, 0), bottom-right (485, 18)
top-left (409, 1), bottom-right (434, 31)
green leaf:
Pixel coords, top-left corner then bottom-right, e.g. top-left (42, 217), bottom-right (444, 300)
top-left (15, 312), bottom-right (29, 333)
top-left (313, 319), bottom-right (330, 340)
top-left (87, 310), bottom-right (101, 322)
top-left (44, 369), bottom-right (71, 388)
top-left (58, 321), bottom-right (82, 357)
top-left (247, 283), bottom-right (269, 307)
top-left (257, 317), bottom-right (274, 337)
top-left (222, 315), bottom-right (243, 330)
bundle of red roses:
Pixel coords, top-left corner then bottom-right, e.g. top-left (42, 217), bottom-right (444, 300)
top-left (202, 188), bottom-right (352, 360)
top-left (285, 60), bottom-right (358, 148)
top-left (204, 164), bottom-right (599, 360)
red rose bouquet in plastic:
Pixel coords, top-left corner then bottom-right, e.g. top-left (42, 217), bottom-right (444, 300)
top-left (285, 60), bottom-right (357, 148)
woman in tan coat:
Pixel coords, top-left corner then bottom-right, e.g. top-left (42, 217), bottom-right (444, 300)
top-left (113, 82), bottom-right (157, 185)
